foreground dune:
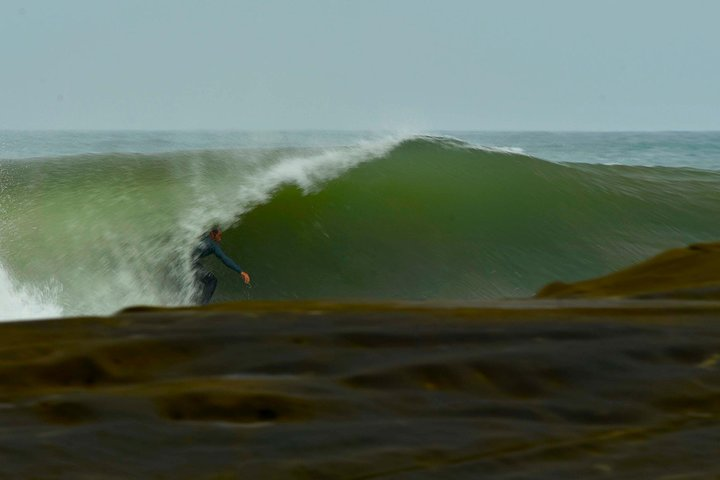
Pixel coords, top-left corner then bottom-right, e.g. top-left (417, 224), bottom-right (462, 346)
top-left (537, 242), bottom-right (720, 300)
top-left (2, 243), bottom-right (720, 478)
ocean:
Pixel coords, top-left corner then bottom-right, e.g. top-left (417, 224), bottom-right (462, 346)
top-left (2, 131), bottom-right (720, 320)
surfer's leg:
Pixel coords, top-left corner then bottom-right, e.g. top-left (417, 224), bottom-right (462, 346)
top-left (195, 268), bottom-right (217, 305)
top-left (200, 272), bottom-right (217, 305)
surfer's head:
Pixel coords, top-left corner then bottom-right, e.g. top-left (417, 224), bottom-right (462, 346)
top-left (209, 226), bottom-right (222, 242)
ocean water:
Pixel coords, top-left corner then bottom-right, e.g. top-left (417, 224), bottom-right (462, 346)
top-left (1, 131), bottom-right (719, 320)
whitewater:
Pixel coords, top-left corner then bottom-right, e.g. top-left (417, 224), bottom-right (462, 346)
top-left (2, 131), bottom-right (720, 320)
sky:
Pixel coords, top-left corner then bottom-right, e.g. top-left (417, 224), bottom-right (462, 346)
top-left (2, 0), bottom-right (720, 131)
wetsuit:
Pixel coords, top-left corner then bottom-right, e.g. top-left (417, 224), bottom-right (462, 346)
top-left (192, 236), bottom-right (244, 305)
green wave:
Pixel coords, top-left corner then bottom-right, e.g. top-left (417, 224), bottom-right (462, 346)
top-left (3, 136), bottom-right (720, 315)
top-left (212, 137), bottom-right (720, 302)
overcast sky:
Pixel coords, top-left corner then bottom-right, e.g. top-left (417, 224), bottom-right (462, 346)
top-left (2, 0), bottom-right (719, 131)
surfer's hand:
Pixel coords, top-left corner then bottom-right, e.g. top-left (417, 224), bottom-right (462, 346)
top-left (241, 271), bottom-right (251, 285)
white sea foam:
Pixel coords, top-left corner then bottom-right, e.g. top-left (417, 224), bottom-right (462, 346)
top-left (0, 265), bottom-right (63, 321)
top-left (489, 146), bottom-right (526, 154)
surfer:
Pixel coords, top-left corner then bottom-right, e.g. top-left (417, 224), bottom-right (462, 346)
top-left (192, 226), bottom-right (250, 305)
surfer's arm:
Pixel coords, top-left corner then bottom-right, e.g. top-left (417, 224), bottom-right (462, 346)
top-left (212, 244), bottom-right (244, 274)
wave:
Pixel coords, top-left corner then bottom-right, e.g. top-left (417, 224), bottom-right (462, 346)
top-left (2, 135), bottom-right (720, 318)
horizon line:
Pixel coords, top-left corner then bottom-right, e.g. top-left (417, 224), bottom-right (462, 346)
top-left (2, 128), bottom-right (720, 134)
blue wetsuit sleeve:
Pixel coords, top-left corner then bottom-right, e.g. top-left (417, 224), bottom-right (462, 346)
top-left (212, 243), bottom-right (244, 273)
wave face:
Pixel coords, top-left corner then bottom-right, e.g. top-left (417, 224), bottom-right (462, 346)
top-left (3, 135), bottom-right (720, 318)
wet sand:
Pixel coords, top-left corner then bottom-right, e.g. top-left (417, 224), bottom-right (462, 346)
top-left (0, 299), bottom-right (719, 479)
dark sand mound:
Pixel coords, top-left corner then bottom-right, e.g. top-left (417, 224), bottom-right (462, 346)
top-left (1, 300), bottom-right (720, 479)
top-left (537, 242), bottom-right (720, 299)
